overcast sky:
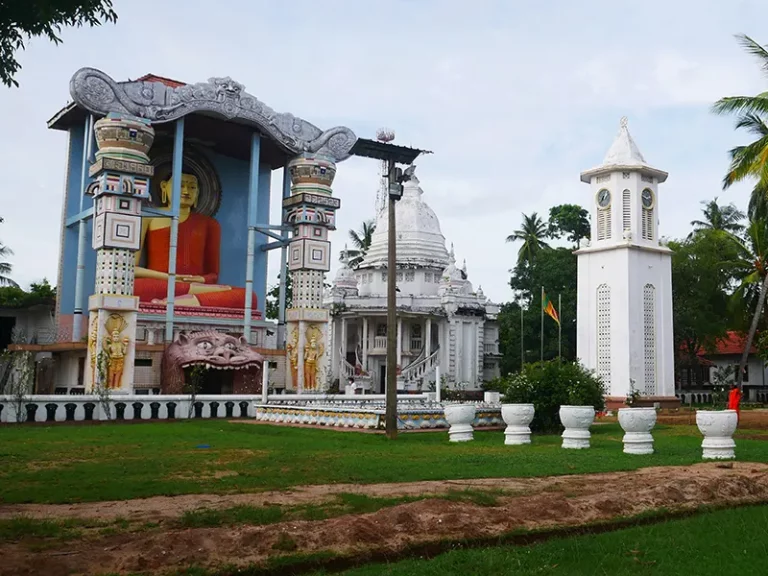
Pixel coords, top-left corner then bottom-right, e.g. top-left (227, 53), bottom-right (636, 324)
top-left (0, 0), bottom-right (763, 304)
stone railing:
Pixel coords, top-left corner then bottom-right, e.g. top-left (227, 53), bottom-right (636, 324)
top-left (373, 336), bottom-right (387, 350)
top-left (0, 394), bottom-right (257, 423)
top-left (401, 348), bottom-right (439, 383)
top-left (484, 342), bottom-right (498, 355)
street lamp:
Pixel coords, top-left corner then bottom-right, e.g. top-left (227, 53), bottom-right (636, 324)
top-left (349, 136), bottom-right (430, 439)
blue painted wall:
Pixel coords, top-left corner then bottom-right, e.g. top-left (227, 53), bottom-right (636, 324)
top-left (58, 129), bottom-right (272, 315)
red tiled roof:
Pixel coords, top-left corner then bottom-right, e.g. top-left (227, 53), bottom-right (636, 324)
top-left (686, 331), bottom-right (757, 357)
top-left (136, 74), bottom-right (186, 88)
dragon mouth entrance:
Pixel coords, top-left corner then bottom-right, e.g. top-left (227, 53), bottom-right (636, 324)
top-left (181, 361), bottom-right (260, 371)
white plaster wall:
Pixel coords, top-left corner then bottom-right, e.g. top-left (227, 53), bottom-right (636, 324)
top-left (577, 245), bottom-right (673, 398)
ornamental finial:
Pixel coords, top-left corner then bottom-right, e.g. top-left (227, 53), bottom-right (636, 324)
top-left (376, 128), bottom-right (395, 143)
top-left (620, 116), bottom-right (628, 129)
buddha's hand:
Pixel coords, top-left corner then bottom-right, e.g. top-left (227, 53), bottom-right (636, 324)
top-left (180, 275), bottom-right (206, 284)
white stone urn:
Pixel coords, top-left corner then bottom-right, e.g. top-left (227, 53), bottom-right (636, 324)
top-left (559, 405), bottom-right (595, 449)
top-left (696, 410), bottom-right (737, 459)
top-left (618, 407), bottom-right (657, 455)
top-left (501, 404), bottom-right (535, 445)
top-left (443, 404), bottom-right (476, 442)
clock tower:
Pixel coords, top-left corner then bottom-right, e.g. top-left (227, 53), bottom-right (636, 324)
top-left (575, 118), bottom-right (676, 407)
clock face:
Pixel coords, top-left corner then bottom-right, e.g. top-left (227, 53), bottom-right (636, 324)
top-left (642, 189), bottom-right (654, 208)
top-left (597, 189), bottom-right (611, 208)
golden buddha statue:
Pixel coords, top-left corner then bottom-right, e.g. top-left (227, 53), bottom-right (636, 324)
top-left (105, 328), bottom-right (129, 389)
top-left (304, 335), bottom-right (320, 390)
top-left (134, 173), bottom-right (257, 309)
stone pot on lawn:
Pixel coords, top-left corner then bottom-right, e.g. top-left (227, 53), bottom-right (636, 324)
top-left (443, 404), bottom-right (476, 442)
top-left (618, 407), bottom-right (657, 455)
top-left (501, 403), bottom-right (535, 445)
top-left (696, 409), bottom-right (737, 460)
top-left (559, 405), bottom-right (595, 449)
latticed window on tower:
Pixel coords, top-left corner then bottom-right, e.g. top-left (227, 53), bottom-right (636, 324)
top-left (597, 208), bottom-right (612, 240)
top-left (642, 207), bottom-right (654, 240)
top-left (643, 284), bottom-right (657, 395)
top-left (596, 283), bottom-right (611, 384)
top-left (622, 189), bottom-right (631, 232)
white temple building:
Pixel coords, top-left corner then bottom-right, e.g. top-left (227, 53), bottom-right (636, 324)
top-left (323, 167), bottom-right (501, 392)
top-left (576, 118), bottom-right (675, 406)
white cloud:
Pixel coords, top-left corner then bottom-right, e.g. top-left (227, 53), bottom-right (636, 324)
top-left (0, 0), bottom-right (766, 309)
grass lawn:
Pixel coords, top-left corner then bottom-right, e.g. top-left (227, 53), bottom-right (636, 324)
top-left (320, 504), bottom-right (768, 576)
top-left (1, 420), bottom-right (768, 504)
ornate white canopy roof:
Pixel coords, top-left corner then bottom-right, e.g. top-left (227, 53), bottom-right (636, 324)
top-left (580, 117), bottom-right (668, 183)
top-left (358, 169), bottom-right (451, 270)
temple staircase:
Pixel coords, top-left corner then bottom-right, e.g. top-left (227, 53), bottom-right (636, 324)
top-left (401, 347), bottom-right (440, 391)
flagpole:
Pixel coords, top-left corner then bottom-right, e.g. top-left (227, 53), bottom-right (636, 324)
top-left (540, 286), bottom-right (544, 362)
top-left (558, 293), bottom-right (562, 363)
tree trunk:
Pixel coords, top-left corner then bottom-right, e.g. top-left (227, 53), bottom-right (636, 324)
top-left (738, 272), bottom-right (768, 389)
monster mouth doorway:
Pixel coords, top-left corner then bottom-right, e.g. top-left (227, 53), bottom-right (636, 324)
top-left (183, 367), bottom-right (234, 394)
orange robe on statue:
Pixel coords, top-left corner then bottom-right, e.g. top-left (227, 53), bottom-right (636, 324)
top-left (134, 212), bottom-right (257, 309)
top-left (728, 387), bottom-right (743, 422)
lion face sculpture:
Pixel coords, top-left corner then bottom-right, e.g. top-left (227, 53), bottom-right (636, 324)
top-left (161, 331), bottom-right (264, 394)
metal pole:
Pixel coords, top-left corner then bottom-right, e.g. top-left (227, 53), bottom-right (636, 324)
top-left (540, 286), bottom-right (544, 362)
top-left (277, 163), bottom-right (291, 349)
top-left (244, 133), bottom-right (262, 344)
top-left (385, 160), bottom-right (398, 439)
top-left (72, 114), bottom-right (94, 341)
top-left (558, 293), bottom-right (562, 362)
top-left (164, 118), bottom-right (185, 342)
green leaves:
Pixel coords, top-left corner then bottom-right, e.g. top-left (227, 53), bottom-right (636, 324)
top-left (0, 1), bottom-right (118, 87)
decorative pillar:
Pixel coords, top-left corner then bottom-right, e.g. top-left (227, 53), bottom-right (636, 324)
top-left (397, 317), bottom-right (403, 368)
top-left (362, 317), bottom-right (369, 371)
top-left (425, 317), bottom-right (432, 358)
top-left (283, 153), bottom-right (340, 392)
top-left (84, 113), bottom-right (155, 394)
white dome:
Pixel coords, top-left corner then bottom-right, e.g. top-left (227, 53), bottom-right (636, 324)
top-left (359, 172), bottom-right (450, 269)
top-left (332, 248), bottom-right (359, 294)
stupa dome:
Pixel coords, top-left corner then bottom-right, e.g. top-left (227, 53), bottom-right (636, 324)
top-left (359, 169), bottom-right (450, 269)
top-left (332, 247), bottom-right (359, 294)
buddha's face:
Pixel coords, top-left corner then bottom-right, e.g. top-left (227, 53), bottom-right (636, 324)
top-left (160, 173), bottom-right (199, 208)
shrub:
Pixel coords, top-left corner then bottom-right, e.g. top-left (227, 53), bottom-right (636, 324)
top-left (502, 361), bottom-right (605, 433)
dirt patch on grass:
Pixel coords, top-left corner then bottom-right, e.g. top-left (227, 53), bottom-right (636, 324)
top-left (1, 463), bottom-right (768, 575)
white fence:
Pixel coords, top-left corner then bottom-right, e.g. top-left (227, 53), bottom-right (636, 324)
top-left (0, 393), bottom-right (436, 424)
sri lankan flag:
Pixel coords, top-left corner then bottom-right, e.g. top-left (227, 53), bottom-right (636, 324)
top-left (542, 290), bottom-right (560, 324)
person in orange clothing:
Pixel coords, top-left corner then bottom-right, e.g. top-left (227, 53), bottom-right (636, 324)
top-left (727, 384), bottom-right (743, 423)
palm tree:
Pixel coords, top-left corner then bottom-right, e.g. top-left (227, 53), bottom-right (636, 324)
top-left (689, 198), bottom-right (745, 236)
top-left (0, 242), bottom-right (17, 287)
top-left (506, 212), bottom-right (550, 266)
top-left (344, 219), bottom-right (376, 268)
top-left (712, 35), bottom-right (768, 220)
top-left (723, 220), bottom-right (768, 386)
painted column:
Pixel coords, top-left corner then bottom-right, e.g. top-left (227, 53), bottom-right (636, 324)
top-left (84, 113), bottom-right (155, 394)
top-left (244, 133), bottom-right (262, 344)
top-left (164, 118), bottom-right (185, 343)
top-left (397, 317), bottom-right (403, 368)
top-left (72, 114), bottom-right (94, 341)
top-left (362, 317), bottom-right (369, 371)
top-left (277, 163), bottom-right (291, 349)
top-left (425, 317), bottom-right (432, 358)
top-left (341, 317), bottom-right (347, 367)
top-left (283, 153), bottom-right (340, 391)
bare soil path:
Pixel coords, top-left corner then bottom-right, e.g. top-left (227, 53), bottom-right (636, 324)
top-left (2, 462), bottom-right (768, 575)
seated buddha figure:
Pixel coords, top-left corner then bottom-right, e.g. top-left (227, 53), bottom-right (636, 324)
top-left (134, 172), bottom-right (257, 309)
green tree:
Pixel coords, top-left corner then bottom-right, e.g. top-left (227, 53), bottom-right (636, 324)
top-left (712, 35), bottom-right (768, 220)
top-left (343, 219), bottom-right (376, 268)
top-left (0, 242), bottom-right (16, 288)
top-left (506, 212), bottom-right (550, 267)
top-left (547, 204), bottom-right (591, 247)
top-left (0, 0), bottom-right (118, 87)
top-left (265, 267), bottom-right (292, 320)
top-left (499, 247), bottom-right (577, 370)
top-left (689, 198), bottom-right (745, 236)
top-left (670, 232), bottom-right (736, 374)
top-left (722, 219), bottom-right (768, 386)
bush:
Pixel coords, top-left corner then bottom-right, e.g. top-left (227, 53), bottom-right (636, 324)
top-left (502, 361), bottom-right (605, 433)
